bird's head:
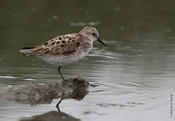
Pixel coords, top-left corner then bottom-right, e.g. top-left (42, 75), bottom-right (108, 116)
top-left (79, 26), bottom-right (107, 46)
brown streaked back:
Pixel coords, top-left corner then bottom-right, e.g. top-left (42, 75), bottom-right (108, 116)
top-left (19, 33), bottom-right (91, 56)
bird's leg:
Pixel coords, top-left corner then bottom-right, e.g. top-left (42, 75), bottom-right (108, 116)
top-left (57, 66), bottom-right (65, 81)
top-left (56, 98), bottom-right (63, 112)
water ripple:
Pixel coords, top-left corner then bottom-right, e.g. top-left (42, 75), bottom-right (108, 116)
top-left (0, 75), bottom-right (16, 79)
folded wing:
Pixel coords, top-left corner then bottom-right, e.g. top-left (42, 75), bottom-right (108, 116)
top-left (19, 33), bottom-right (85, 56)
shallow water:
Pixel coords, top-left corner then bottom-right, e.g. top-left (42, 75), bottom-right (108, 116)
top-left (1, 0), bottom-right (175, 121)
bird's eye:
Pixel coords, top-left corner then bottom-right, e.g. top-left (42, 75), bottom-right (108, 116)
top-left (92, 32), bottom-right (97, 37)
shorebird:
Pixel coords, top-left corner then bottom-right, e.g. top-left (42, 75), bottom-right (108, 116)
top-left (19, 26), bottom-right (107, 81)
top-left (19, 26), bottom-right (106, 111)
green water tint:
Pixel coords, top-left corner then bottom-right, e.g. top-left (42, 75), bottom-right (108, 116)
top-left (0, 0), bottom-right (175, 121)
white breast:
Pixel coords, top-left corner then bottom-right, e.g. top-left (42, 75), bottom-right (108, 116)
top-left (38, 50), bottom-right (90, 66)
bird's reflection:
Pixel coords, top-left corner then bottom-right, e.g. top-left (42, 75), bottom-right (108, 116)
top-left (56, 77), bottom-right (89, 111)
top-left (20, 111), bottom-right (80, 121)
top-left (19, 77), bottom-right (89, 121)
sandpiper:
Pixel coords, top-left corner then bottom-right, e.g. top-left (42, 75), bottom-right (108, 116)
top-left (19, 26), bottom-right (107, 81)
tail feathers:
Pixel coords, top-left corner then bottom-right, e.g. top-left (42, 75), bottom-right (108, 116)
top-left (19, 47), bottom-right (35, 56)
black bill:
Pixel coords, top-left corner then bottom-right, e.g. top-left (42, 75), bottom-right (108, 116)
top-left (97, 37), bottom-right (107, 47)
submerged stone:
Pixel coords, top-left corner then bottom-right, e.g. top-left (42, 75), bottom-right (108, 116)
top-left (20, 111), bottom-right (80, 121)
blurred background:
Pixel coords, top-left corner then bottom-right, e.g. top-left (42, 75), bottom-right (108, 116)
top-left (0, 0), bottom-right (175, 121)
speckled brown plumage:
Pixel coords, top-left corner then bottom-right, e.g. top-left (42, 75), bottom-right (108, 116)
top-left (25, 33), bottom-right (91, 56)
top-left (20, 26), bottom-right (106, 68)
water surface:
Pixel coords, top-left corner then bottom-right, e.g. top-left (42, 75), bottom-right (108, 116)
top-left (0, 0), bottom-right (175, 121)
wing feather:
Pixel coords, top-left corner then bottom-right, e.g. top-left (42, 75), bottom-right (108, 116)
top-left (20, 33), bottom-right (89, 56)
